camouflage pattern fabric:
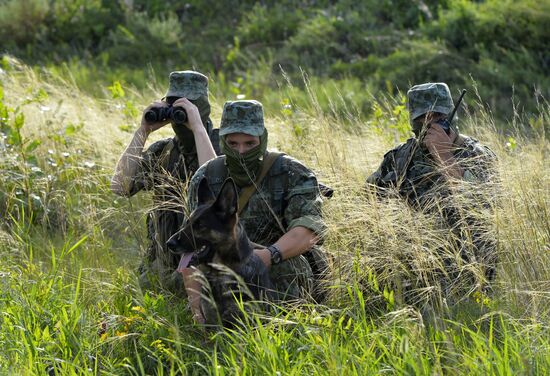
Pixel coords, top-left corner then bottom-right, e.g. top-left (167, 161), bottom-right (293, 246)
top-left (130, 128), bottom-right (221, 294)
top-left (366, 135), bottom-right (498, 285)
top-left (407, 82), bottom-right (454, 124)
top-left (219, 100), bottom-right (265, 137)
top-left (366, 136), bottom-right (496, 204)
top-left (269, 254), bottom-right (313, 301)
top-left (188, 154), bottom-right (329, 302)
top-left (219, 100), bottom-right (268, 187)
top-left (165, 71), bottom-right (208, 100)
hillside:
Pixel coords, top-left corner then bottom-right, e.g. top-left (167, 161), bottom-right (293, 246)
top-left (0, 57), bottom-right (549, 374)
top-left (1, 0), bottom-right (548, 121)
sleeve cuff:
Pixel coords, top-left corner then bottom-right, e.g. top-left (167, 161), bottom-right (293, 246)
top-left (287, 216), bottom-right (326, 236)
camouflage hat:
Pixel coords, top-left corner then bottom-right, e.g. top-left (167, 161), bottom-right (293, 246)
top-left (219, 100), bottom-right (265, 137)
top-left (164, 71), bottom-right (208, 100)
top-left (407, 82), bottom-right (453, 124)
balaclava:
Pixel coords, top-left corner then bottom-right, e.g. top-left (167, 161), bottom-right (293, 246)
top-left (164, 70), bottom-right (210, 153)
top-left (218, 100), bottom-right (267, 187)
top-left (220, 129), bottom-right (268, 187)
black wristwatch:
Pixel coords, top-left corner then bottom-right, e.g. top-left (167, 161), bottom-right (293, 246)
top-left (267, 244), bottom-right (283, 265)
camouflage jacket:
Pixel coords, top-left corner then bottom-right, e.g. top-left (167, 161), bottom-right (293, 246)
top-left (367, 135), bottom-right (499, 283)
top-left (128, 128), bottom-right (220, 269)
top-left (188, 154), bottom-right (326, 246)
top-left (366, 135), bottom-right (497, 209)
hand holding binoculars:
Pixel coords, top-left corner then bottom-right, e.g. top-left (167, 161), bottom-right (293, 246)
top-left (144, 105), bottom-right (187, 124)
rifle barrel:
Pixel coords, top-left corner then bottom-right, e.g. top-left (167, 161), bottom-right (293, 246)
top-left (449, 89), bottom-right (467, 123)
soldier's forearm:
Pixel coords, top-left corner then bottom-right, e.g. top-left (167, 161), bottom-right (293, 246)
top-left (192, 127), bottom-right (216, 167)
top-left (180, 267), bottom-right (205, 324)
top-left (275, 226), bottom-right (319, 261)
top-left (111, 127), bottom-right (148, 196)
top-left (254, 226), bottom-right (318, 268)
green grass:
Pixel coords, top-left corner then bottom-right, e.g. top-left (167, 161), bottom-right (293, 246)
top-left (0, 57), bottom-right (549, 375)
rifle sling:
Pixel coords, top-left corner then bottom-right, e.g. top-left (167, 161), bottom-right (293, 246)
top-left (238, 152), bottom-right (283, 215)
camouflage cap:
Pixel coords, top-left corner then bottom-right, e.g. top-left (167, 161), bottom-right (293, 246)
top-left (407, 82), bottom-right (453, 124)
top-left (164, 71), bottom-right (208, 100)
top-left (219, 100), bottom-right (265, 137)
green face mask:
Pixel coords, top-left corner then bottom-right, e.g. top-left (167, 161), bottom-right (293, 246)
top-left (220, 129), bottom-right (268, 187)
top-left (169, 96), bottom-right (211, 153)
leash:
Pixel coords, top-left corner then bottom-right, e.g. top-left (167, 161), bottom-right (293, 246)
top-left (237, 152), bottom-right (283, 215)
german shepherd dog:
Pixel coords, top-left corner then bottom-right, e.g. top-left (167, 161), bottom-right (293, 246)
top-left (167, 177), bottom-right (273, 326)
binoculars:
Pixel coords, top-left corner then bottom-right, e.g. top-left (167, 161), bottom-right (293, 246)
top-left (144, 105), bottom-right (187, 124)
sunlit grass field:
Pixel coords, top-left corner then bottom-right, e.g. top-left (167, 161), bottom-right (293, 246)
top-left (0, 57), bottom-right (548, 375)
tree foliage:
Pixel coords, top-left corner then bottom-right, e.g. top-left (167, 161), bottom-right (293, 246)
top-left (0, 0), bottom-right (547, 118)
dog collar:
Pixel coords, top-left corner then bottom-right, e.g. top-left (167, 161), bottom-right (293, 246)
top-left (267, 244), bottom-right (283, 265)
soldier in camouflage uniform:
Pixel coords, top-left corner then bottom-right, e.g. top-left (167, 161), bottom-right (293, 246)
top-left (181, 100), bottom-right (330, 323)
top-left (111, 71), bottom-right (219, 293)
top-left (366, 82), bottom-right (498, 290)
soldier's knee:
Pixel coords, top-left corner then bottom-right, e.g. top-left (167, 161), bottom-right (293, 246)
top-left (269, 255), bottom-right (314, 301)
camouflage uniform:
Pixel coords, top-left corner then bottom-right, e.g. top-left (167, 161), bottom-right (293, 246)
top-left (366, 135), bottom-right (496, 208)
top-left (188, 100), bottom-right (329, 302)
top-left (367, 83), bottom-right (498, 287)
top-left (127, 71), bottom-right (220, 293)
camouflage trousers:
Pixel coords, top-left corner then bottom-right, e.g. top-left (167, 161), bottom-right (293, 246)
top-left (138, 245), bottom-right (332, 303)
top-left (269, 246), bottom-right (331, 303)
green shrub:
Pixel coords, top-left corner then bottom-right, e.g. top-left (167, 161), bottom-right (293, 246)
top-left (1, 55), bottom-right (550, 376)
top-left (1, 0), bottom-right (547, 122)
top-left (0, 0), bottom-right (49, 47)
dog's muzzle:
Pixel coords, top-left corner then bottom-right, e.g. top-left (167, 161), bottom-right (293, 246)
top-left (177, 252), bottom-right (195, 271)
top-left (175, 245), bottom-right (211, 272)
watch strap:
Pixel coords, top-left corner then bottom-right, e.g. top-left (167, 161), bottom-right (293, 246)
top-left (267, 244), bottom-right (282, 265)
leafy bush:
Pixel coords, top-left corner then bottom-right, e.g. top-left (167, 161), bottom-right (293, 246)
top-left (427, 0), bottom-right (550, 115)
top-left (1, 0), bottom-right (547, 121)
top-left (0, 0), bottom-right (49, 47)
top-left (1, 59), bottom-right (549, 374)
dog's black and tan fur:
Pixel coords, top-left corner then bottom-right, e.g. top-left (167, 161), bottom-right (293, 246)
top-left (167, 177), bottom-right (273, 326)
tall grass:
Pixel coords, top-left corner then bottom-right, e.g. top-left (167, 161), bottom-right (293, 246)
top-left (0, 57), bottom-right (548, 374)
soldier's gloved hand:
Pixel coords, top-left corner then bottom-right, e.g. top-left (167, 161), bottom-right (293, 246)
top-left (140, 101), bottom-right (171, 134)
top-left (171, 98), bottom-right (204, 134)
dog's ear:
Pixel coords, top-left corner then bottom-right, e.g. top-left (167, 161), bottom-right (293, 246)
top-left (214, 178), bottom-right (238, 218)
top-left (197, 177), bottom-right (215, 205)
